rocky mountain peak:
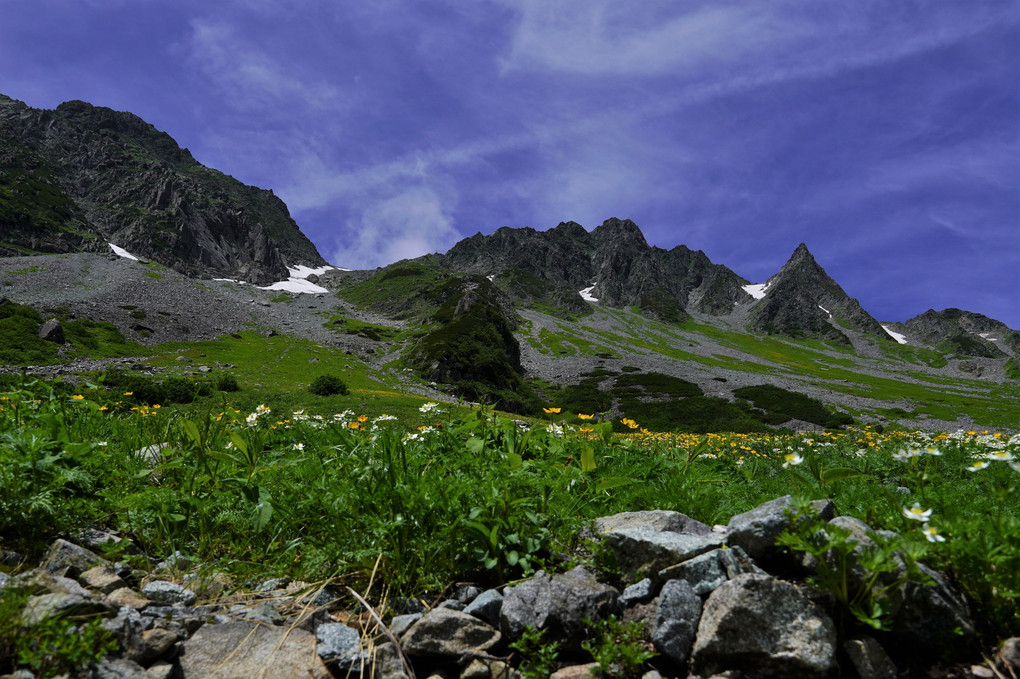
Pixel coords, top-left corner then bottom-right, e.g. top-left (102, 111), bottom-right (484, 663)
top-left (0, 94), bottom-right (326, 283)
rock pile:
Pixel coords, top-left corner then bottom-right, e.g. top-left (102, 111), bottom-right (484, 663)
top-left (0, 496), bottom-right (1012, 679)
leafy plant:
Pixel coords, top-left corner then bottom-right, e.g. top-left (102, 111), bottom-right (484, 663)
top-left (582, 615), bottom-right (657, 678)
top-left (509, 625), bottom-right (561, 679)
top-left (309, 374), bottom-right (348, 396)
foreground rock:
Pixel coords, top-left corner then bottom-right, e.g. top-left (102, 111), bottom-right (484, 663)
top-left (0, 496), bottom-right (983, 679)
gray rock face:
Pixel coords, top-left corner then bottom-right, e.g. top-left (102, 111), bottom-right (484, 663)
top-left (178, 621), bottom-right (330, 679)
top-left (463, 588), bottom-right (503, 627)
top-left (594, 510), bottom-right (713, 536)
top-left (843, 636), bottom-right (897, 679)
top-left (889, 562), bottom-right (975, 655)
top-left (141, 580), bottom-right (197, 606)
top-left (41, 537), bottom-right (105, 577)
top-left (500, 566), bottom-right (619, 649)
top-left (317, 623), bottom-right (368, 673)
top-left (400, 607), bottom-right (501, 657)
top-left (651, 579), bottom-right (702, 668)
top-left (726, 495), bottom-right (834, 561)
top-left (657, 546), bottom-right (763, 596)
top-left (691, 573), bottom-right (838, 679)
top-left (602, 527), bottom-right (724, 582)
top-left (37, 318), bottom-right (65, 343)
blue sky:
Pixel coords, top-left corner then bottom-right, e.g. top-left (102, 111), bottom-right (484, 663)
top-left (2, 0), bottom-right (1017, 327)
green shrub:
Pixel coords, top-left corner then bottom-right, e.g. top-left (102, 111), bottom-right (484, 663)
top-left (309, 374), bottom-right (349, 396)
top-left (216, 373), bottom-right (240, 392)
top-left (163, 376), bottom-right (198, 404)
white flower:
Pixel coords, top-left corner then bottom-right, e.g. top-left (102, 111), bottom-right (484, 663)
top-left (893, 448), bottom-right (922, 462)
top-left (292, 443), bottom-right (305, 451)
top-left (924, 446), bottom-right (942, 456)
top-left (966, 460), bottom-right (990, 471)
top-left (984, 451), bottom-right (1015, 462)
top-left (903, 503), bottom-right (933, 522)
top-left (782, 452), bottom-right (804, 468)
top-left (419, 402), bottom-right (441, 414)
top-left (921, 523), bottom-right (946, 543)
top-left (546, 423), bottom-right (564, 438)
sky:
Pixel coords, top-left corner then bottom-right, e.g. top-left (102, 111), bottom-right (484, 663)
top-left (1, 0), bottom-right (1018, 327)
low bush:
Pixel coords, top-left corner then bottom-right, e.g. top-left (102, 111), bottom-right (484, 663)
top-left (309, 374), bottom-right (349, 396)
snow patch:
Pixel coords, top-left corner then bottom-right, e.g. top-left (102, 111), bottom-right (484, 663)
top-left (580, 283), bottom-right (599, 302)
top-left (287, 264), bottom-right (343, 278)
top-left (978, 332), bottom-right (997, 341)
top-left (818, 305), bottom-right (830, 316)
top-left (881, 325), bottom-right (908, 345)
top-left (487, 274), bottom-right (496, 282)
top-left (109, 243), bottom-right (139, 261)
top-left (259, 278), bottom-right (329, 294)
top-left (742, 282), bottom-right (769, 300)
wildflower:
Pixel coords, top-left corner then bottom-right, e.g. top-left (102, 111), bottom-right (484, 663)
top-left (419, 402), bottom-right (440, 414)
top-left (349, 422), bottom-right (360, 430)
top-left (357, 414), bottom-right (368, 423)
top-left (621, 418), bottom-right (639, 429)
top-left (984, 451), bottom-right (1015, 462)
top-left (546, 423), bottom-right (564, 437)
top-left (373, 414), bottom-right (398, 423)
top-left (543, 407), bottom-right (562, 414)
top-left (903, 503), bottom-right (933, 522)
top-left (893, 448), bottom-right (922, 461)
top-left (97, 441), bottom-right (108, 446)
top-left (924, 446), bottom-right (942, 456)
top-left (966, 460), bottom-right (990, 472)
top-left (782, 452), bottom-right (804, 468)
top-left (124, 391), bottom-right (133, 396)
top-left (577, 413), bottom-right (594, 420)
top-left (292, 443), bottom-right (305, 451)
top-left (72, 395), bottom-right (84, 400)
top-left (921, 523), bottom-right (946, 543)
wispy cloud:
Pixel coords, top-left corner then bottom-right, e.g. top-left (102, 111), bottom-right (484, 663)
top-left (331, 186), bottom-right (461, 268)
top-left (184, 18), bottom-right (340, 111)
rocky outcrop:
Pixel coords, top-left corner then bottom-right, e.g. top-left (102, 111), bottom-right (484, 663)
top-left (903, 308), bottom-right (1019, 357)
top-left (0, 496), bottom-right (984, 679)
top-left (0, 93), bottom-right (326, 284)
top-left (746, 243), bottom-right (891, 346)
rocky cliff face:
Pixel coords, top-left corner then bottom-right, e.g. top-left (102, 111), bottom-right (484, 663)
top-left (0, 94), bottom-right (325, 284)
top-left (442, 217), bottom-right (747, 322)
top-left (903, 308), bottom-right (1019, 357)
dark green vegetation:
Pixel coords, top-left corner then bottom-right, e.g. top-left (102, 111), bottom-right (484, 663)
top-left (733, 384), bottom-right (854, 429)
top-left (309, 374), bottom-right (349, 396)
top-left (0, 300), bottom-right (143, 364)
top-left (1, 383), bottom-right (1018, 651)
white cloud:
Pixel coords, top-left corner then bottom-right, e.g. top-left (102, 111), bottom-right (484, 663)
top-left (330, 186), bottom-right (461, 269)
top-left (184, 18), bottom-right (340, 110)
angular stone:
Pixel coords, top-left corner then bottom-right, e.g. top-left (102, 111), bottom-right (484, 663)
top-left (500, 566), bottom-right (618, 650)
top-left (463, 588), bottom-right (503, 626)
top-left (844, 636), bottom-right (897, 679)
top-left (92, 657), bottom-right (149, 679)
top-left (22, 592), bottom-right (110, 625)
top-left (317, 623), bottom-right (368, 673)
top-left (179, 621), bottom-right (330, 679)
top-left (651, 580), bottom-right (702, 668)
top-left (373, 641), bottom-right (411, 679)
top-left (389, 612), bottom-right (422, 639)
top-left (889, 562), bottom-right (975, 656)
top-left (550, 664), bottom-right (600, 679)
top-left (401, 608), bottom-right (501, 657)
top-left (139, 628), bottom-right (179, 662)
top-left (461, 658), bottom-right (519, 679)
top-left (726, 495), bottom-right (834, 560)
top-left (691, 573), bottom-right (838, 679)
top-left (998, 637), bottom-right (1020, 673)
top-left (41, 538), bottom-right (106, 578)
top-left (602, 528), bottom-right (724, 582)
top-left (104, 606), bottom-right (148, 662)
top-left (657, 545), bottom-right (763, 595)
top-left (595, 510), bottom-right (712, 536)
top-left (38, 318), bottom-right (65, 344)
top-left (146, 662), bottom-right (175, 679)
top-left (142, 580), bottom-right (197, 606)
top-left (19, 570), bottom-right (91, 597)
top-left (619, 578), bottom-right (654, 608)
top-left (106, 586), bottom-right (151, 609)
top-left (81, 564), bottom-right (128, 594)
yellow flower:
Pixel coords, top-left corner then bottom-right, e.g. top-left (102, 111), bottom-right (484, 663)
top-left (578, 413), bottom-right (594, 420)
top-left (349, 422), bottom-right (361, 429)
top-left (621, 418), bottom-right (639, 429)
top-left (357, 414), bottom-right (369, 423)
top-left (72, 395), bottom-right (84, 400)
top-left (543, 407), bottom-right (562, 414)
top-left (124, 392), bottom-right (133, 396)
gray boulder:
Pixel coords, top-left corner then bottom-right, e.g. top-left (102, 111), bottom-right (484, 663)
top-left (601, 528), bottom-right (723, 583)
top-left (651, 579), bottom-right (702, 669)
top-left (178, 621), bottom-right (330, 678)
top-left (37, 318), bottom-right (65, 344)
top-left (691, 573), bottom-right (838, 679)
top-left (317, 623), bottom-right (369, 674)
top-left (400, 607), bottom-right (501, 657)
top-left (40, 538), bottom-right (105, 578)
top-left (726, 495), bottom-right (834, 561)
top-left (500, 566), bottom-right (618, 650)
top-left (595, 510), bottom-right (713, 536)
top-left (843, 636), bottom-right (897, 679)
top-left (142, 580), bottom-right (197, 606)
top-left (657, 545), bottom-right (763, 595)
top-left (463, 588), bottom-right (503, 627)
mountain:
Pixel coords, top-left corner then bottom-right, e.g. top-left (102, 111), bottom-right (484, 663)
top-left (744, 243), bottom-right (891, 346)
top-left (899, 308), bottom-right (1020, 358)
top-left (442, 217), bottom-right (748, 322)
top-left (0, 94), bottom-right (325, 283)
